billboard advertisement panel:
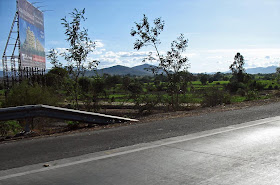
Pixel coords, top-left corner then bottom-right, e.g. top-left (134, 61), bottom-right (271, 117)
top-left (18, 0), bottom-right (46, 69)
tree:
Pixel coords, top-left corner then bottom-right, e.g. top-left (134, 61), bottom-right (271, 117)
top-left (61, 8), bottom-right (99, 109)
top-left (276, 67), bottom-right (280, 84)
top-left (130, 14), bottom-right (164, 57)
top-left (131, 15), bottom-right (190, 110)
top-left (47, 49), bottom-right (62, 68)
top-left (78, 76), bottom-right (106, 111)
top-left (200, 74), bottom-right (208, 85)
top-left (104, 74), bottom-right (122, 89)
top-left (45, 67), bottom-right (69, 90)
top-left (229, 53), bottom-right (245, 83)
top-left (213, 72), bottom-right (224, 81)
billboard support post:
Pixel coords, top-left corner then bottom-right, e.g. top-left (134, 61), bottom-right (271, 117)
top-left (2, 11), bottom-right (20, 96)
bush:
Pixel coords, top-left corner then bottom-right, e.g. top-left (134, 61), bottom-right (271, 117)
top-left (237, 88), bottom-right (246, 96)
top-left (0, 120), bottom-right (22, 137)
top-left (137, 94), bottom-right (162, 114)
top-left (3, 81), bottom-right (60, 107)
top-left (45, 67), bottom-right (69, 90)
top-left (254, 81), bottom-right (265, 91)
top-left (202, 88), bottom-right (231, 107)
top-left (226, 82), bottom-right (246, 93)
top-left (245, 91), bottom-right (259, 101)
top-left (66, 121), bottom-right (80, 130)
top-left (274, 91), bottom-right (280, 97)
top-left (267, 85), bottom-right (273, 90)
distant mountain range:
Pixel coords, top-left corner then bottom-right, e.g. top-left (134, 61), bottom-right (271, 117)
top-left (0, 65), bottom-right (278, 77)
top-left (90, 65), bottom-right (279, 76)
top-left (245, 66), bottom-right (278, 74)
top-left (85, 64), bottom-right (156, 76)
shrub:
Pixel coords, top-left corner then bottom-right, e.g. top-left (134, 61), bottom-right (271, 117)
top-left (245, 91), bottom-right (259, 101)
top-left (247, 80), bottom-right (265, 91)
top-left (226, 82), bottom-right (246, 93)
top-left (202, 88), bottom-right (231, 107)
top-left (274, 91), bottom-right (280, 97)
top-left (45, 67), bottom-right (69, 90)
top-left (66, 121), bottom-right (80, 130)
top-left (237, 88), bottom-right (246, 96)
top-left (0, 120), bottom-right (22, 137)
top-left (267, 85), bottom-right (273, 90)
top-left (254, 81), bottom-right (265, 91)
top-left (3, 81), bottom-right (60, 107)
top-left (137, 94), bottom-right (162, 114)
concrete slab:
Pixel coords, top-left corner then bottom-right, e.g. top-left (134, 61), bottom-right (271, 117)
top-left (1, 116), bottom-right (280, 184)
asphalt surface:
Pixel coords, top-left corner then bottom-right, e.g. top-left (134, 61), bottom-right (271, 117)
top-left (1, 102), bottom-right (280, 171)
top-left (1, 115), bottom-right (280, 184)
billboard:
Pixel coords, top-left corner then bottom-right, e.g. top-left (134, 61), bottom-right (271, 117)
top-left (18, 0), bottom-right (46, 69)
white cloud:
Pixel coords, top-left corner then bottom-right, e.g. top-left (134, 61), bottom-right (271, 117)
top-left (103, 51), bottom-right (119, 58)
top-left (101, 51), bottom-right (151, 58)
top-left (187, 48), bottom-right (280, 73)
top-left (97, 58), bottom-right (126, 69)
top-left (54, 46), bottom-right (105, 56)
top-left (96, 50), bottom-right (158, 69)
top-left (90, 48), bottom-right (106, 55)
top-left (47, 47), bottom-right (280, 73)
top-left (95, 40), bottom-right (104, 48)
top-left (97, 50), bottom-right (204, 70)
top-left (56, 47), bottom-right (68, 53)
top-left (117, 51), bottom-right (150, 58)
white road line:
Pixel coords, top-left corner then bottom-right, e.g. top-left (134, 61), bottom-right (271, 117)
top-left (1, 117), bottom-right (279, 181)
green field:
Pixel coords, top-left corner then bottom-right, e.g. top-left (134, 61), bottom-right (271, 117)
top-left (98, 80), bottom-right (278, 105)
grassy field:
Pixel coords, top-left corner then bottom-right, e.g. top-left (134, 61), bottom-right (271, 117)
top-left (258, 80), bottom-right (278, 89)
top-left (1, 79), bottom-right (279, 108)
top-left (102, 80), bottom-right (278, 105)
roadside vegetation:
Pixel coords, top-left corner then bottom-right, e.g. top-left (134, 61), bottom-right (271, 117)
top-left (1, 68), bottom-right (279, 138)
top-left (1, 10), bottom-right (280, 139)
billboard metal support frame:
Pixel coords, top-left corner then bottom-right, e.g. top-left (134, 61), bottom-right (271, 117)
top-left (2, 0), bottom-right (46, 97)
top-left (2, 10), bottom-right (21, 96)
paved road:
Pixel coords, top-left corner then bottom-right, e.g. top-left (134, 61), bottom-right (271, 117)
top-left (1, 115), bottom-right (280, 184)
top-left (1, 102), bottom-right (280, 171)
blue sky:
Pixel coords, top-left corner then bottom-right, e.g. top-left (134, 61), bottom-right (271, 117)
top-left (1, 0), bottom-right (280, 73)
